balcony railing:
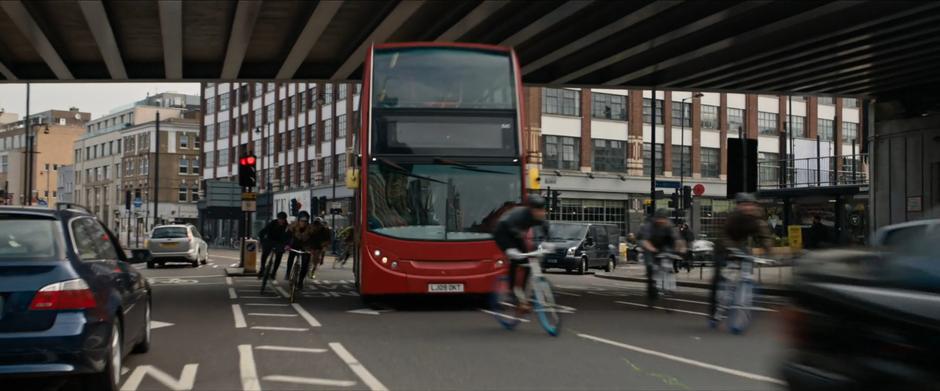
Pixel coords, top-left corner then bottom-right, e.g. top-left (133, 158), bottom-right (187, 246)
top-left (758, 153), bottom-right (869, 190)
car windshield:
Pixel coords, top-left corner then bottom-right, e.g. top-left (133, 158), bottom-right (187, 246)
top-left (152, 227), bottom-right (188, 239)
top-left (0, 215), bottom-right (61, 260)
top-left (367, 162), bottom-right (521, 241)
top-left (548, 223), bottom-right (589, 241)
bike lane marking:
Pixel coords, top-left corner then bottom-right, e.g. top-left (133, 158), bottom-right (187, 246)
top-left (577, 333), bottom-right (785, 385)
top-left (479, 309), bottom-right (530, 323)
top-left (255, 345), bottom-right (327, 353)
top-left (229, 288), bottom-right (237, 299)
top-left (250, 326), bottom-right (309, 332)
top-left (291, 303), bottom-right (322, 327)
top-left (237, 345), bottom-right (261, 391)
top-left (664, 297), bottom-right (778, 312)
top-left (263, 375), bottom-right (356, 387)
top-left (231, 304), bottom-right (247, 328)
top-left (615, 300), bottom-right (710, 316)
top-left (329, 342), bottom-right (389, 391)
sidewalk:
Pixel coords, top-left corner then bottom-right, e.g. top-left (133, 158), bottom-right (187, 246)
top-left (596, 262), bottom-right (792, 296)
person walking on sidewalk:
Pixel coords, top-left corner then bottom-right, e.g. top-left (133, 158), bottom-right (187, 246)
top-left (258, 212), bottom-right (289, 279)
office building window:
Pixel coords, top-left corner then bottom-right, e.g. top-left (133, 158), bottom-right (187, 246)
top-left (818, 119), bottom-right (834, 141)
top-left (642, 143), bottom-right (664, 176)
top-left (642, 98), bottom-right (665, 124)
top-left (219, 92), bottom-right (229, 111)
top-left (701, 105), bottom-right (719, 129)
top-left (179, 187), bottom-right (187, 202)
top-left (337, 115), bottom-right (347, 139)
top-left (818, 97), bottom-right (834, 105)
top-left (265, 104), bottom-right (275, 123)
top-left (206, 97), bottom-right (215, 114)
top-left (191, 157), bottom-right (200, 174)
top-left (219, 121), bottom-right (229, 139)
top-left (324, 118), bottom-right (332, 142)
top-left (179, 158), bottom-right (188, 174)
top-left (702, 147), bottom-right (720, 178)
top-left (307, 125), bottom-right (316, 145)
top-left (758, 111), bottom-right (777, 135)
top-left (591, 93), bottom-right (627, 120)
top-left (254, 110), bottom-right (262, 128)
top-left (728, 108), bottom-right (745, 131)
top-left (843, 98), bottom-right (859, 108)
top-left (759, 152), bottom-right (780, 184)
top-left (194, 135), bottom-right (201, 149)
top-left (323, 156), bottom-right (333, 183)
top-left (592, 139), bottom-right (625, 172)
top-left (789, 115), bottom-right (805, 137)
top-left (125, 160), bottom-right (134, 176)
top-left (672, 101), bottom-right (692, 127)
top-left (283, 130), bottom-right (292, 151)
top-left (542, 136), bottom-right (580, 170)
top-left (205, 152), bottom-right (214, 168)
top-left (218, 148), bottom-right (228, 167)
top-left (672, 145), bottom-right (691, 177)
top-left (205, 123), bottom-right (215, 141)
top-left (843, 122), bottom-right (858, 143)
top-left (542, 88), bottom-right (580, 116)
top-left (180, 134), bottom-right (189, 149)
top-left (140, 158), bottom-right (148, 175)
top-left (337, 153), bottom-right (346, 182)
top-left (338, 84), bottom-right (348, 99)
top-left (191, 187), bottom-right (199, 202)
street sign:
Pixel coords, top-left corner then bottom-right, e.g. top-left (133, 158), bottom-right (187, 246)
top-left (241, 200), bottom-right (257, 211)
top-left (655, 180), bottom-right (681, 189)
top-left (133, 197), bottom-right (143, 209)
top-left (693, 183), bottom-right (705, 196)
top-left (241, 192), bottom-right (257, 201)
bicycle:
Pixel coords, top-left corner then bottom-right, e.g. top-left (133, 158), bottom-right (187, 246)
top-left (490, 249), bottom-right (562, 336)
top-left (713, 248), bottom-right (772, 334)
top-left (653, 252), bottom-right (682, 298)
top-left (286, 248), bottom-right (313, 303)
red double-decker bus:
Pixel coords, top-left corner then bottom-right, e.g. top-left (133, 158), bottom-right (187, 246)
top-left (352, 42), bottom-right (528, 298)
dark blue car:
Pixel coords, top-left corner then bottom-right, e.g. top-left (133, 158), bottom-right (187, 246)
top-left (0, 206), bottom-right (151, 390)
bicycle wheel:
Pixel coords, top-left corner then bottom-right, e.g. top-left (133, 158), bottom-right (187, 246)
top-left (288, 263), bottom-right (300, 303)
top-left (532, 277), bottom-right (561, 336)
top-left (728, 281), bottom-right (753, 334)
top-left (259, 262), bottom-right (270, 294)
top-left (489, 276), bottom-right (521, 330)
top-left (714, 277), bottom-right (734, 325)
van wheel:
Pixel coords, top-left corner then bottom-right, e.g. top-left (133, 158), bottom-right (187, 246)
top-left (605, 257), bottom-right (616, 273)
top-left (579, 257), bottom-right (589, 275)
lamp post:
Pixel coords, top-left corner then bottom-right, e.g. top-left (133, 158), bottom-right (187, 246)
top-left (679, 93), bottom-right (703, 220)
top-left (315, 87), bottom-right (340, 240)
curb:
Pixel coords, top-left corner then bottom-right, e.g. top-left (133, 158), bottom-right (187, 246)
top-left (225, 267), bottom-right (258, 277)
top-left (593, 274), bottom-right (791, 297)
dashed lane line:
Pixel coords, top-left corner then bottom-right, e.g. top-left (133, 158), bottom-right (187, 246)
top-left (274, 286), bottom-right (290, 298)
top-left (250, 326), bottom-right (309, 332)
top-left (263, 375), bottom-right (356, 387)
top-left (239, 296), bottom-right (281, 299)
top-left (664, 297), bottom-right (778, 312)
top-left (329, 342), bottom-right (389, 391)
top-left (244, 303), bottom-right (289, 307)
top-left (226, 277), bottom-right (233, 285)
top-left (238, 345), bottom-right (261, 391)
top-left (247, 313), bottom-right (298, 317)
top-left (232, 304), bottom-right (247, 328)
top-left (255, 345), bottom-right (327, 353)
top-left (577, 333), bottom-right (785, 385)
top-left (229, 288), bottom-right (238, 299)
top-left (615, 300), bottom-right (710, 316)
top-left (479, 309), bottom-right (530, 323)
top-left (291, 303), bottom-right (322, 327)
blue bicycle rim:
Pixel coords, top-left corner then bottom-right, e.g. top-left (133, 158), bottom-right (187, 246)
top-left (533, 278), bottom-right (561, 336)
top-left (490, 276), bottom-right (520, 330)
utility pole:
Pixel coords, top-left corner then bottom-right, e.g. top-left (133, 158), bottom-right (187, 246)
top-left (649, 88), bottom-right (657, 214)
top-left (153, 112), bottom-right (160, 227)
top-left (22, 83), bottom-right (30, 206)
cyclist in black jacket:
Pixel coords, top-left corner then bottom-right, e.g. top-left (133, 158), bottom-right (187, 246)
top-left (493, 196), bottom-right (550, 309)
top-left (258, 212), bottom-right (289, 279)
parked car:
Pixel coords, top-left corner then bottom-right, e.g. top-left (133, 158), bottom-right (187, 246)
top-left (0, 205), bottom-right (151, 390)
top-left (690, 237), bottom-right (715, 267)
top-left (145, 224), bottom-right (208, 268)
top-left (870, 218), bottom-right (940, 247)
top-left (782, 236), bottom-right (939, 390)
top-left (540, 222), bottom-right (619, 274)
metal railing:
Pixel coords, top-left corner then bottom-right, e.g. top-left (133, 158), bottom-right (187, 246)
top-left (758, 153), bottom-right (869, 189)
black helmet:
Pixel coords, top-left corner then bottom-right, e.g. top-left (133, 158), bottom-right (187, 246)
top-left (653, 208), bottom-right (671, 219)
top-left (527, 195), bottom-right (547, 209)
top-left (297, 211), bottom-right (310, 220)
top-left (735, 193), bottom-right (757, 204)
top-left (276, 212), bottom-right (287, 219)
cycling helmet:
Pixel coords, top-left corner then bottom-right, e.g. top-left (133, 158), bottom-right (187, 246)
top-left (735, 192), bottom-right (757, 204)
top-left (527, 195), bottom-right (547, 209)
top-left (654, 208), bottom-right (671, 219)
top-left (297, 210), bottom-right (310, 220)
top-left (276, 212), bottom-right (287, 219)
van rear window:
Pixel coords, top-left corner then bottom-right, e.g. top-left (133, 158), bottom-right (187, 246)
top-left (152, 227), bottom-right (188, 239)
top-left (0, 215), bottom-right (61, 260)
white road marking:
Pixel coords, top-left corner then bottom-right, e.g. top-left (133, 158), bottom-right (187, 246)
top-left (555, 291), bottom-right (582, 297)
top-left (247, 313), bottom-right (297, 317)
top-left (239, 296), bottom-right (280, 299)
top-left (250, 326), bottom-right (309, 332)
top-left (150, 274), bottom-right (226, 279)
top-left (291, 303), bottom-right (322, 327)
top-left (244, 303), bottom-right (288, 307)
top-left (255, 345), bottom-right (327, 353)
top-left (230, 262), bottom-right (239, 267)
top-left (263, 375), bottom-right (356, 387)
top-left (615, 300), bottom-right (710, 316)
top-left (329, 342), bottom-right (388, 391)
top-left (479, 309), bottom-right (530, 323)
top-left (238, 345), bottom-right (261, 391)
top-left (274, 287), bottom-right (290, 298)
top-left (212, 264), bottom-right (219, 269)
top-left (121, 366), bottom-right (130, 375)
top-left (229, 288), bottom-right (238, 299)
top-left (226, 277), bottom-right (233, 286)
top-left (346, 309), bottom-right (392, 315)
top-left (120, 364), bottom-right (199, 391)
top-left (577, 333), bottom-right (785, 385)
top-left (151, 320), bottom-right (174, 330)
top-left (231, 304), bottom-right (247, 328)
top-left (664, 297), bottom-right (778, 312)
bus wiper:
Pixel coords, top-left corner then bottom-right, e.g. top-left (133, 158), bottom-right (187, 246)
top-left (432, 158), bottom-right (513, 175)
top-left (375, 157), bottom-right (447, 184)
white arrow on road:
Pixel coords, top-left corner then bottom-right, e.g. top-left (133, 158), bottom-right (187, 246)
top-left (152, 320), bottom-right (174, 330)
top-left (346, 309), bottom-right (392, 316)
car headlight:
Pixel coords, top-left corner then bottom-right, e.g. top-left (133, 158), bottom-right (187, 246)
top-left (566, 247), bottom-right (577, 256)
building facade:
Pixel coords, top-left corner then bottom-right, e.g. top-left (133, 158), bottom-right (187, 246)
top-left (0, 108), bottom-right (90, 206)
top-left (524, 87), bottom-right (864, 240)
top-left (56, 164), bottom-right (74, 204)
top-left (200, 82), bottom-right (358, 241)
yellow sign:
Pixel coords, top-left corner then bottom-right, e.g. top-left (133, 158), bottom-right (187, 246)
top-left (241, 192), bottom-right (256, 201)
top-left (643, 199), bottom-right (652, 206)
top-left (528, 167), bottom-right (541, 190)
top-left (787, 225), bottom-right (803, 250)
top-left (345, 168), bottom-right (360, 189)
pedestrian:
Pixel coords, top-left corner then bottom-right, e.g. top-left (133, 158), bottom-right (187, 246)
top-left (806, 215), bottom-right (830, 249)
top-left (257, 212), bottom-right (289, 280)
top-left (334, 225), bottom-right (355, 268)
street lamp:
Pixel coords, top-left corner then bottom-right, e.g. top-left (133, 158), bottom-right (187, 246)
top-left (679, 93), bottom-right (704, 197)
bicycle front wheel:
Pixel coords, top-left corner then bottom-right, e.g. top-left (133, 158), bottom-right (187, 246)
top-left (288, 265), bottom-right (300, 303)
top-left (728, 281), bottom-right (753, 334)
top-left (259, 263), bottom-right (270, 294)
top-left (532, 277), bottom-right (562, 336)
top-left (489, 276), bottom-right (521, 330)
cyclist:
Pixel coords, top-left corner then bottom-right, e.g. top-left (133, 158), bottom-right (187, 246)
top-left (493, 195), bottom-right (550, 311)
top-left (258, 212), bottom-right (289, 280)
top-left (638, 209), bottom-right (686, 303)
top-left (708, 193), bottom-right (773, 325)
top-left (284, 211), bottom-right (317, 288)
top-left (305, 217), bottom-right (331, 279)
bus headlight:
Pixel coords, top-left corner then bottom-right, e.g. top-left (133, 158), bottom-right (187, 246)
top-left (373, 250), bottom-right (381, 257)
top-left (566, 247), bottom-right (577, 257)
top-left (390, 261), bottom-right (398, 269)
top-left (381, 256), bottom-right (388, 264)
top-left (496, 259), bottom-right (504, 267)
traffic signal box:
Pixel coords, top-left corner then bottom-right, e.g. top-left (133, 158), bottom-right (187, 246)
top-left (238, 154), bottom-right (257, 188)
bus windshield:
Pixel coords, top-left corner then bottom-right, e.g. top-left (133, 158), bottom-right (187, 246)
top-left (372, 48), bottom-right (516, 110)
top-left (367, 163), bottom-right (521, 241)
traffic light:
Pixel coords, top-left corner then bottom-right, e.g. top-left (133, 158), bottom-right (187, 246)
top-left (668, 191), bottom-right (679, 209)
top-left (682, 185), bottom-right (693, 210)
top-left (545, 187), bottom-right (561, 211)
top-left (290, 198), bottom-right (301, 216)
top-left (238, 154), bottom-right (257, 188)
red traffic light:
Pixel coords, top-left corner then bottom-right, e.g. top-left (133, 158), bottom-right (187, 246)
top-left (245, 156), bottom-right (256, 165)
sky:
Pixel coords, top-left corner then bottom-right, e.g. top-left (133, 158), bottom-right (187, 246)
top-left (0, 83), bottom-right (201, 120)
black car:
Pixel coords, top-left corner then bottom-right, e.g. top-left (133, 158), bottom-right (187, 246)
top-left (541, 222), bottom-right (619, 274)
top-left (782, 245), bottom-right (939, 391)
top-left (0, 206), bottom-right (151, 390)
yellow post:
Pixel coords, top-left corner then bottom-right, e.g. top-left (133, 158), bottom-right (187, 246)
top-left (243, 239), bottom-right (259, 273)
top-left (528, 167), bottom-right (541, 190)
top-left (787, 225), bottom-right (803, 251)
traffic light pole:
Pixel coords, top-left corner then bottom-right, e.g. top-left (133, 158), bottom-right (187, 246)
top-left (153, 112), bottom-right (160, 227)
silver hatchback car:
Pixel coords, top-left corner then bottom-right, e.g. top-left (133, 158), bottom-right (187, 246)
top-left (145, 224), bottom-right (208, 268)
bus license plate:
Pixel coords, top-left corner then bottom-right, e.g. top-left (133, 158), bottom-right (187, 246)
top-left (428, 283), bottom-right (464, 293)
